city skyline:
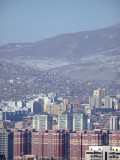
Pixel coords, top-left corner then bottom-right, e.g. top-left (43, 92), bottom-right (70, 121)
top-left (0, 1), bottom-right (120, 159)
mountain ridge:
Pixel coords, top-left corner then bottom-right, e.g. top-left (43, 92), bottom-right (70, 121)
top-left (0, 24), bottom-right (120, 59)
top-left (0, 24), bottom-right (120, 81)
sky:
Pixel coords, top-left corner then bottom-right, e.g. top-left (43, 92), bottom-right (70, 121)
top-left (0, 0), bottom-right (120, 46)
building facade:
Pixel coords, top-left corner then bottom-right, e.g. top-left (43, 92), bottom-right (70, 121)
top-left (73, 113), bottom-right (87, 131)
top-left (0, 129), bottom-right (8, 160)
top-left (32, 130), bottom-right (70, 159)
top-left (70, 130), bottom-right (109, 160)
top-left (85, 146), bottom-right (120, 160)
top-left (32, 113), bottom-right (52, 130)
top-left (109, 116), bottom-right (119, 131)
top-left (0, 128), bottom-right (120, 160)
top-left (13, 129), bottom-right (31, 158)
top-left (109, 131), bottom-right (120, 146)
top-left (58, 113), bottom-right (73, 130)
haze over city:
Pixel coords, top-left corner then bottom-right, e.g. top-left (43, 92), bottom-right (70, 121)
top-left (0, 0), bottom-right (120, 45)
top-left (0, 1), bottom-right (120, 160)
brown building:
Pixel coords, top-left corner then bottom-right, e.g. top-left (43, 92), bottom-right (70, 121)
top-left (4, 128), bottom-right (120, 160)
top-left (32, 130), bottom-right (70, 159)
top-left (13, 129), bottom-right (32, 158)
top-left (70, 130), bottom-right (109, 160)
top-left (109, 131), bottom-right (120, 146)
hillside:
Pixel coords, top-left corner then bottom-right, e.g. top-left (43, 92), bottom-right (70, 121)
top-left (0, 24), bottom-right (120, 81)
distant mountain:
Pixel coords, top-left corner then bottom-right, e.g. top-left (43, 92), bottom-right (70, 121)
top-left (0, 24), bottom-right (120, 81)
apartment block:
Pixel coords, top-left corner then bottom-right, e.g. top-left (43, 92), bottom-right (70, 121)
top-left (13, 129), bottom-right (31, 158)
top-left (109, 116), bottom-right (119, 131)
top-left (46, 103), bottom-right (67, 115)
top-left (85, 146), bottom-right (120, 160)
top-left (58, 113), bottom-right (73, 130)
top-left (73, 113), bottom-right (87, 131)
top-left (0, 129), bottom-right (8, 160)
top-left (70, 130), bottom-right (109, 160)
top-left (109, 131), bottom-right (120, 146)
top-left (93, 88), bottom-right (107, 99)
top-left (32, 130), bottom-right (70, 159)
top-left (32, 113), bottom-right (52, 130)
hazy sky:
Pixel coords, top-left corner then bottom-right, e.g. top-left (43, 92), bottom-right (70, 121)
top-left (0, 0), bottom-right (120, 45)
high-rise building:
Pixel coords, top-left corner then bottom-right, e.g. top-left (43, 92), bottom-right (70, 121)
top-left (46, 103), bottom-right (67, 115)
top-left (109, 116), bottom-right (119, 131)
top-left (13, 129), bottom-right (31, 158)
top-left (0, 109), bottom-right (2, 120)
top-left (0, 129), bottom-right (13, 160)
top-left (37, 98), bottom-right (44, 112)
top-left (0, 155), bottom-right (6, 160)
top-left (42, 96), bottom-right (51, 112)
top-left (0, 129), bottom-right (8, 160)
top-left (89, 96), bottom-right (96, 107)
top-left (32, 130), bottom-right (70, 159)
top-left (93, 88), bottom-right (107, 99)
top-left (26, 101), bottom-right (34, 112)
top-left (87, 118), bottom-right (93, 130)
top-left (32, 113), bottom-right (52, 130)
top-left (26, 100), bottom-right (44, 113)
top-left (10, 129), bottom-right (120, 160)
top-left (89, 88), bottom-right (107, 109)
top-left (109, 131), bottom-right (120, 146)
top-left (73, 113), bottom-right (87, 131)
top-left (70, 130), bottom-right (109, 160)
top-left (104, 96), bottom-right (114, 109)
top-left (95, 96), bottom-right (103, 108)
top-left (89, 96), bottom-right (102, 108)
top-left (48, 92), bottom-right (57, 103)
top-left (8, 130), bottom-right (14, 160)
top-left (0, 120), bottom-right (3, 128)
top-left (33, 101), bottom-right (42, 113)
top-left (85, 146), bottom-right (120, 160)
top-left (58, 113), bottom-right (73, 130)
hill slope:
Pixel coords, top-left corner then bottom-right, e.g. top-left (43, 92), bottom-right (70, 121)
top-left (0, 24), bottom-right (120, 81)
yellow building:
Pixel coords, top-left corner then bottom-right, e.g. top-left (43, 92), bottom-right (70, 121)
top-left (0, 120), bottom-right (4, 128)
top-left (46, 103), bottom-right (67, 115)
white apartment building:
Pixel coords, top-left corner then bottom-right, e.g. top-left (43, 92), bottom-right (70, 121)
top-left (85, 146), bottom-right (120, 160)
top-left (58, 114), bottom-right (73, 130)
top-left (73, 113), bottom-right (87, 131)
top-left (32, 113), bottom-right (52, 130)
top-left (109, 116), bottom-right (119, 131)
